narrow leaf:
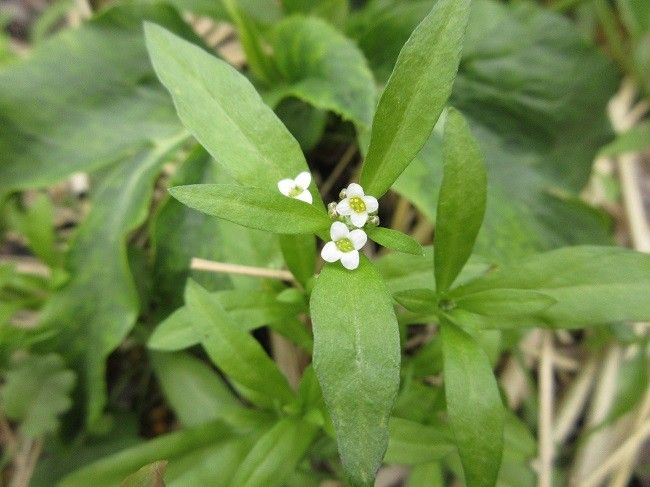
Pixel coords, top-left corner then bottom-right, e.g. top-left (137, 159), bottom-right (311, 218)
top-left (454, 289), bottom-right (556, 317)
top-left (384, 417), bottom-right (454, 465)
top-left (367, 226), bottom-right (423, 255)
top-left (359, 0), bottom-right (471, 196)
top-left (599, 120), bottom-right (650, 157)
top-left (279, 234), bottom-right (316, 285)
top-left (310, 257), bottom-right (400, 486)
top-left (144, 23), bottom-right (322, 207)
top-left (184, 280), bottom-right (295, 407)
top-left (393, 289), bottom-right (438, 314)
top-left (169, 184), bottom-right (330, 235)
top-left (434, 108), bottom-right (487, 292)
top-left (441, 320), bottom-right (504, 487)
top-left (232, 418), bottom-right (319, 487)
top-left (119, 461), bottom-right (167, 487)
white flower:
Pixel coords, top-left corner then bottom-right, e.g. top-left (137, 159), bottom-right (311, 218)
top-left (336, 183), bottom-right (378, 228)
top-left (321, 221), bottom-right (367, 270)
top-left (277, 171), bottom-right (313, 204)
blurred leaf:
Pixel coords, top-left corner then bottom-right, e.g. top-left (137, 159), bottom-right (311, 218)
top-left (120, 461), bottom-right (167, 487)
top-left (266, 15), bottom-right (376, 127)
top-left (616, 0), bottom-right (650, 39)
top-left (151, 352), bottom-right (240, 427)
top-left (169, 184), bottom-right (329, 235)
top-left (608, 345), bottom-right (649, 422)
top-left (145, 24), bottom-right (323, 208)
top-left (450, 246), bottom-right (650, 329)
top-left (0, 4), bottom-right (196, 195)
top-left (408, 462), bottom-right (444, 487)
top-left (310, 257), bottom-right (400, 486)
top-left (434, 108), bottom-right (487, 292)
top-left (384, 417), bottom-right (454, 465)
top-left (599, 121), bottom-right (650, 157)
top-left (184, 280), bottom-right (295, 407)
top-left (366, 227), bottom-right (423, 255)
top-left (0, 353), bottom-right (75, 437)
top-left (39, 135), bottom-right (187, 429)
top-left (455, 289), bottom-right (556, 317)
top-left (359, 0), bottom-right (471, 197)
top-left (279, 234), bottom-right (316, 285)
top-left (283, 0), bottom-right (349, 28)
top-left (441, 320), bottom-right (505, 487)
top-left (274, 98), bottom-right (327, 151)
top-left (60, 420), bottom-right (233, 487)
top-left (232, 418), bottom-right (319, 487)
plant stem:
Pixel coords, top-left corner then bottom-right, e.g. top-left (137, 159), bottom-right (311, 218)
top-left (190, 257), bottom-right (295, 282)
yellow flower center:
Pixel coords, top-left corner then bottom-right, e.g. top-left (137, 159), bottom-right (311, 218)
top-left (349, 196), bottom-right (366, 213)
top-left (335, 238), bottom-right (354, 252)
top-left (288, 186), bottom-right (303, 197)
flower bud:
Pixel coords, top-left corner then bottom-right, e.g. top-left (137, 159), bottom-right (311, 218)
top-left (338, 188), bottom-right (347, 200)
top-left (327, 202), bottom-right (338, 219)
top-left (367, 215), bottom-right (380, 227)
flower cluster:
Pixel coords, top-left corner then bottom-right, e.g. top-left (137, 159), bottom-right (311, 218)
top-left (278, 173), bottom-right (379, 271)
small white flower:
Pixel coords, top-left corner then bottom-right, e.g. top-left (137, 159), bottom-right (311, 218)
top-left (336, 183), bottom-right (378, 228)
top-left (277, 171), bottom-right (313, 204)
top-left (321, 221), bottom-right (367, 270)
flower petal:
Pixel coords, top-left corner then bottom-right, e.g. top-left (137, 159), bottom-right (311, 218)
top-left (363, 195), bottom-right (379, 213)
top-left (330, 221), bottom-right (349, 240)
top-left (336, 198), bottom-right (352, 216)
top-left (277, 179), bottom-right (295, 196)
top-left (340, 250), bottom-right (360, 270)
top-left (350, 212), bottom-right (368, 228)
top-left (321, 241), bottom-right (341, 263)
top-left (346, 183), bottom-right (364, 197)
top-left (295, 171), bottom-right (311, 189)
top-left (296, 190), bottom-right (313, 204)
top-left (349, 229), bottom-right (368, 250)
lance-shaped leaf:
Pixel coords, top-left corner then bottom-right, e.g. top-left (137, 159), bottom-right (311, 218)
top-left (450, 245), bottom-right (650, 328)
top-left (359, 0), bottom-right (471, 197)
top-left (310, 257), bottom-right (400, 486)
top-left (384, 417), bottom-right (455, 465)
top-left (184, 280), bottom-right (295, 408)
top-left (441, 319), bottom-right (504, 487)
top-left (169, 184), bottom-right (330, 236)
top-left (454, 289), bottom-right (556, 317)
top-left (231, 418), bottom-right (319, 487)
top-left (144, 23), bottom-right (322, 207)
top-left (434, 108), bottom-right (487, 292)
top-left (366, 227), bottom-right (423, 255)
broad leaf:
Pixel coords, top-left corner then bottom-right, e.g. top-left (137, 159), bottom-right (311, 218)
top-left (145, 24), bottom-right (323, 207)
top-left (310, 257), bottom-right (400, 486)
top-left (169, 184), bottom-right (330, 235)
top-left (450, 246), bottom-right (650, 328)
top-left (434, 108), bottom-right (487, 292)
top-left (151, 352), bottom-right (240, 427)
top-left (266, 15), bottom-right (376, 127)
top-left (441, 320), bottom-right (504, 487)
top-left (184, 280), bottom-right (295, 407)
top-left (366, 226), bottom-right (423, 255)
top-left (0, 353), bottom-right (75, 437)
top-left (0, 4), bottom-right (195, 195)
top-left (40, 135), bottom-right (187, 429)
top-left (231, 418), bottom-right (319, 487)
top-left (359, 0), bottom-right (471, 197)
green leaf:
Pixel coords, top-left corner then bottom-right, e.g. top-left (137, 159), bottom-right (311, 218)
top-left (450, 246), bottom-right (650, 328)
top-left (359, 0), bottom-right (471, 197)
top-left (434, 108), bottom-right (487, 292)
top-left (366, 226), bottom-right (423, 255)
top-left (60, 420), bottom-right (232, 487)
top-left (454, 289), bottom-right (556, 317)
top-left (384, 417), bottom-right (454, 465)
top-left (232, 418), bottom-right (319, 487)
top-left (145, 23), bottom-right (322, 207)
top-left (119, 461), bottom-right (167, 487)
top-left (310, 257), bottom-right (400, 486)
top-left (393, 289), bottom-right (438, 314)
top-left (266, 15), bottom-right (376, 127)
top-left (599, 121), bottom-right (650, 157)
top-left (283, 0), bottom-right (349, 28)
top-left (0, 4), bottom-right (196, 194)
top-left (184, 280), bottom-right (295, 407)
top-left (0, 353), bottom-right (75, 437)
top-left (280, 234), bottom-right (316, 285)
top-left (441, 320), bottom-right (505, 487)
top-left (148, 289), bottom-right (304, 351)
top-left (169, 184), bottom-right (330, 235)
top-left (408, 462), bottom-right (445, 487)
top-left (39, 135), bottom-right (187, 429)
top-left (392, 0), bottom-right (617, 262)
top-left (151, 352), bottom-right (240, 427)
